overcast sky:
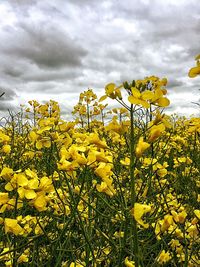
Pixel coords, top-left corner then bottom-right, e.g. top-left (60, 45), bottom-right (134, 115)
top-left (0, 0), bottom-right (200, 119)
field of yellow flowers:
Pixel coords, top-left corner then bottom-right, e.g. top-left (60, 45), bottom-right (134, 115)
top-left (0, 57), bottom-right (200, 266)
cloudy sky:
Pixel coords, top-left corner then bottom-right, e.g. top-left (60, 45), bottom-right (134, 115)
top-left (0, 0), bottom-right (200, 119)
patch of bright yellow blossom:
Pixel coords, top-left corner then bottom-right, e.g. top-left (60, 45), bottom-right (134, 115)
top-left (0, 69), bottom-right (199, 266)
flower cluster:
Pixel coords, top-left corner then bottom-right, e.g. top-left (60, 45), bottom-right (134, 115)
top-left (0, 69), bottom-right (199, 266)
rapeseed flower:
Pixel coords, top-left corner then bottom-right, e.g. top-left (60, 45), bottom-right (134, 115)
top-left (131, 203), bottom-right (151, 228)
top-left (4, 218), bottom-right (23, 235)
top-left (188, 54), bottom-right (200, 78)
top-left (135, 137), bottom-right (150, 157)
top-left (156, 250), bottom-right (171, 264)
top-left (124, 257), bottom-right (135, 267)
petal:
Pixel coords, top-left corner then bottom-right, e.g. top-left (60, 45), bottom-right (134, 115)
top-left (17, 174), bottom-right (28, 187)
top-left (25, 189), bottom-right (37, 200)
top-left (5, 182), bottom-right (15, 191)
top-left (141, 90), bottom-right (154, 100)
top-left (140, 100), bottom-right (150, 109)
top-left (99, 95), bottom-right (107, 102)
top-left (17, 187), bottom-right (25, 199)
top-left (156, 97), bottom-right (170, 107)
top-left (152, 88), bottom-right (163, 101)
top-left (28, 178), bottom-right (39, 189)
top-left (188, 66), bottom-right (200, 78)
top-left (131, 87), bottom-right (141, 98)
top-left (128, 96), bottom-right (141, 105)
top-left (34, 195), bottom-right (47, 211)
top-left (105, 83), bottom-right (115, 95)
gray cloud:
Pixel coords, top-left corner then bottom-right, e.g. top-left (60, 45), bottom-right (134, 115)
top-left (0, 0), bottom-right (200, 118)
top-left (0, 87), bottom-right (17, 101)
top-left (1, 22), bottom-right (87, 69)
top-left (167, 79), bottom-right (185, 88)
top-left (0, 87), bottom-right (18, 113)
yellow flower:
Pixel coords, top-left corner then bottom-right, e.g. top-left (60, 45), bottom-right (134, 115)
top-left (25, 169), bottom-right (38, 179)
top-left (128, 88), bottom-right (153, 108)
top-left (29, 131), bottom-right (38, 143)
top-left (95, 163), bottom-right (116, 196)
top-left (17, 250), bottom-right (29, 263)
top-left (148, 123), bottom-right (165, 142)
top-left (157, 168), bottom-right (168, 177)
top-left (96, 181), bottom-right (115, 197)
top-left (194, 209), bottom-right (200, 220)
top-left (4, 218), bottom-right (23, 235)
top-left (33, 194), bottom-right (48, 211)
top-left (188, 66), bottom-right (200, 78)
top-left (87, 133), bottom-right (108, 148)
top-left (38, 176), bottom-right (53, 191)
top-left (69, 262), bottom-right (85, 267)
top-left (151, 88), bottom-right (170, 107)
top-left (188, 54), bottom-right (200, 78)
top-left (2, 145), bottom-right (11, 154)
top-left (16, 173), bottom-right (29, 187)
top-left (5, 182), bottom-right (16, 191)
top-left (124, 257), bottom-right (135, 267)
top-left (178, 210), bottom-right (187, 224)
top-left (161, 214), bottom-right (174, 232)
top-left (94, 162), bottom-right (113, 180)
top-left (36, 137), bottom-right (51, 150)
top-left (135, 137), bottom-right (150, 158)
top-left (0, 167), bottom-right (13, 181)
top-left (0, 193), bottom-right (9, 205)
top-left (104, 83), bottom-right (123, 100)
top-left (87, 149), bottom-right (112, 165)
top-left (157, 250), bottom-right (171, 264)
top-left (131, 203), bottom-right (151, 228)
top-left (0, 131), bottom-right (10, 143)
top-left (17, 188), bottom-right (37, 200)
top-left (57, 159), bottom-right (79, 171)
top-left (28, 178), bottom-right (39, 189)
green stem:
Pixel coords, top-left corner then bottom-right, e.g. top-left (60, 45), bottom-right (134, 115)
top-left (87, 102), bottom-right (90, 131)
top-left (130, 104), bottom-right (139, 267)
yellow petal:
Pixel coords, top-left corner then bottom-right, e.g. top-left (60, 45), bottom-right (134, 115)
top-left (36, 140), bottom-right (43, 150)
top-left (152, 88), bottom-right (163, 101)
top-left (17, 187), bottom-right (25, 199)
top-left (25, 169), bottom-right (37, 179)
top-left (29, 131), bottom-right (38, 142)
top-left (28, 178), bottom-right (39, 189)
top-left (34, 195), bottom-right (47, 211)
top-left (17, 174), bottom-right (28, 187)
top-left (125, 257), bottom-right (135, 267)
top-left (4, 218), bottom-right (23, 235)
top-left (0, 167), bottom-right (13, 180)
top-left (25, 189), bottom-right (37, 200)
top-left (194, 209), bottom-right (200, 220)
top-left (128, 96), bottom-right (141, 105)
top-left (105, 83), bottom-right (115, 95)
top-left (5, 182), bottom-right (15, 191)
top-left (0, 193), bottom-right (9, 204)
top-left (131, 87), bottom-right (141, 98)
top-left (99, 95), bottom-right (107, 102)
top-left (140, 99), bottom-right (150, 108)
top-left (161, 78), bottom-right (168, 86)
top-left (2, 145), bottom-right (11, 154)
top-left (156, 97), bottom-right (170, 107)
top-left (135, 137), bottom-right (150, 157)
top-left (131, 203), bottom-right (151, 228)
top-left (157, 168), bottom-right (167, 177)
top-left (188, 66), bottom-right (200, 78)
top-left (141, 90), bottom-right (154, 100)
